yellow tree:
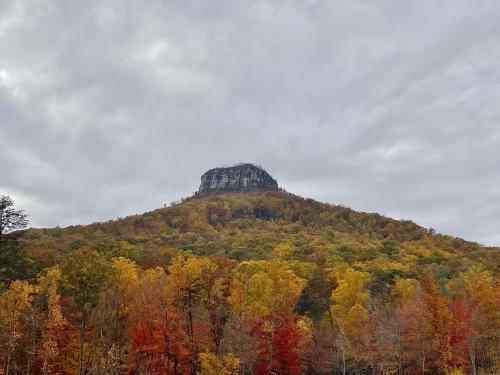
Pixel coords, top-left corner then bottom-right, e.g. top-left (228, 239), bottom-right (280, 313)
top-left (197, 352), bottom-right (240, 375)
top-left (38, 267), bottom-right (67, 375)
top-left (330, 268), bottom-right (370, 375)
top-left (167, 256), bottom-right (217, 373)
top-left (96, 257), bottom-right (139, 373)
top-left (232, 259), bottom-right (305, 319)
top-left (0, 280), bottom-right (36, 375)
top-left (229, 259), bottom-right (305, 374)
top-left (449, 266), bottom-right (500, 374)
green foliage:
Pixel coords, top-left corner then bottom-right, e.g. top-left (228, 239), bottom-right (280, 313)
top-left (61, 249), bottom-right (112, 316)
top-left (296, 263), bottom-right (336, 321)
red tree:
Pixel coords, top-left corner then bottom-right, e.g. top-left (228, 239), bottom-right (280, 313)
top-left (449, 300), bottom-right (476, 370)
top-left (253, 312), bottom-right (301, 375)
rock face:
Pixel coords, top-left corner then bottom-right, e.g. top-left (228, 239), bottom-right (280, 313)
top-left (198, 163), bottom-right (278, 194)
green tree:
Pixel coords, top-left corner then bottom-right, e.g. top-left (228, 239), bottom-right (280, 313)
top-left (0, 195), bottom-right (29, 249)
top-left (61, 250), bottom-right (112, 375)
top-left (0, 196), bottom-right (29, 285)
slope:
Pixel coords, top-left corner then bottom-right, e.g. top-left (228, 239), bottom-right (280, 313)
top-left (16, 190), bottom-right (499, 284)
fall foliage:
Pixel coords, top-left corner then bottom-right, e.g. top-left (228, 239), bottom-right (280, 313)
top-left (0, 191), bottom-right (498, 374)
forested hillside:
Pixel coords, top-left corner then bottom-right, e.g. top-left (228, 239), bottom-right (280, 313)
top-left (1, 191), bottom-right (498, 375)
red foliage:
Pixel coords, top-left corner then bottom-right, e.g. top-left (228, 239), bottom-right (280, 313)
top-left (449, 300), bottom-right (476, 369)
top-left (273, 318), bottom-right (301, 375)
top-left (130, 307), bottom-right (190, 375)
top-left (252, 313), bottom-right (301, 375)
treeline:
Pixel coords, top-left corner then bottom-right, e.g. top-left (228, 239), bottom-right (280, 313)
top-left (0, 246), bottom-right (498, 375)
top-left (14, 192), bottom-right (496, 281)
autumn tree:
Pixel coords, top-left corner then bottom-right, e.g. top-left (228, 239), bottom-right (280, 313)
top-left (94, 257), bottom-right (139, 373)
top-left (397, 291), bottom-right (434, 375)
top-left (448, 266), bottom-right (500, 374)
top-left (200, 258), bottom-right (235, 356)
top-left (330, 268), bottom-right (370, 375)
top-left (0, 280), bottom-right (36, 375)
top-left (60, 250), bottom-right (112, 375)
top-left (197, 351), bottom-right (240, 375)
top-left (449, 300), bottom-right (475, 372)
top-left (131, 266), bottom-right (190, 374)
top-left (38, 267), bottom-right (67, 375)
top-left (167, 256), bottom-right (217, 373)
top-left (421, 271), bottom-right (453, 372)
top-left (229, 259), bottom-right (305, 374)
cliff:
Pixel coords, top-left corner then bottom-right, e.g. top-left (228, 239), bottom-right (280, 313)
top-left (198, 163), bottom-right (278, 194)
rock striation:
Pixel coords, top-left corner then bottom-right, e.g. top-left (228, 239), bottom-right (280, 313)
top-left (198, 163), bottom-right (278, 194)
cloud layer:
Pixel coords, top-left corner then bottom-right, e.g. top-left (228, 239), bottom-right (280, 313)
top-left (1, 0), bottom-right (500, 246)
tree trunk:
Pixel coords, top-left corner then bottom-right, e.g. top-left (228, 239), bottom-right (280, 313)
top-left (6, 351), bottom-right (10, 375)
top-left (79, 318), bottom-right (86, 375)
top-left (469, 338), bottom-right (476, 375)
top-left (338, 328), bottom-right (346, 375)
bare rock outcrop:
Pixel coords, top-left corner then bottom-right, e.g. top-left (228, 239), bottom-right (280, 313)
top-left (198, 163), bottom-right (278, 194)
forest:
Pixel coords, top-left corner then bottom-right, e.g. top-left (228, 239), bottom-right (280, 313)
top-left (0, 191), bottom-right (498, 375)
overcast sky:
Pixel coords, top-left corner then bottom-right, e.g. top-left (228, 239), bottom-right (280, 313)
top-left (1, 1), bottom-right (500, 246)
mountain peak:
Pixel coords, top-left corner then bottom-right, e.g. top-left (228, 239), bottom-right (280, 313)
top-left (197, 163), bottom-right (278, 194)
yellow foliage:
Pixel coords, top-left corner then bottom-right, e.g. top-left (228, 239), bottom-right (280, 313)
top-left (0, 280), bottom-right (35, 325)
top-left (0, 280), bottom-right (36, 354)
top-left (457, 266), bottom-right (499, 336)
top-left (245, 272), bottom-right (274, 316)
top-left (343, 303), bottom-right (369, 339)
top-left (112, 257), bottom-right (139, 303)
top-left (445, 367), bottom-right (466, 375)
top-left (331, 268), bottom-right (369, 323)
top-left (168, 256), bottom-right (217, 293)
top-left (393, 277), bottom-right (419, 300)
top-left (270, 242), bottom-right (293, 259)
top-left (38, 267), bottom-right (67, 373)
top-left (197, 352), bottom-right (240, 375)
top-left (231, 259), bottom-right (305, 319)
top-left (227, 278), bottom-right (245, 316)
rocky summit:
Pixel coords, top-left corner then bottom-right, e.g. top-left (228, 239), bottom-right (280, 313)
top-left (198, 163), bottom-right (278, 193)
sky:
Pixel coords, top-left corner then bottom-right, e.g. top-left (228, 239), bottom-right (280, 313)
top-left (1, 1), bottom-right (500, 246)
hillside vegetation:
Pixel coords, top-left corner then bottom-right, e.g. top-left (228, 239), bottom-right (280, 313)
top-left (1, 191), bottom-right (498, 375)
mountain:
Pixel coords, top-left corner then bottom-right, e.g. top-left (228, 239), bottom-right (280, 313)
top-left (15, 165), bottom-right (498, 283)
top-left (1, 164), bottom-right (498, 375)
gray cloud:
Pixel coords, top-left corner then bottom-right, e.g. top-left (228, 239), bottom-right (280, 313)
top-left (1, 0), bottom-right (500, 246)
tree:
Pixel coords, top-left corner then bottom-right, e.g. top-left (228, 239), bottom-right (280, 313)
top-left (38, 267), bottom-right (67, 375)
top-left (61, 250), bottom-right (112, 375)
top-left (197, 352), bottom-right (240, 375)
top-left (448, 266), bottom-right (500, 374)
top-left (0, 280), bottom-right (36, 375)
top-left (230, 260), bottom-right (305, 374)
top-left (296, 262), bottom-right (337, 322)
top-left (0, 195), bottom-right (29, 249)
top-left (421, 271), bottom-right (452, 372)
top-left (0, 196), bottom-right (29, 285)
top-left (130, 267), bottom-right (190, 375)
top-left (449, 300), bottom-right (475, 372)
top-left (330, 268), bottom-right (370, 374)
top-left (200, 259), bottom-right (235, 356)
top-left (397, 292), bottom-right (434, 375)
top-left (95, 257), bottom-right (139, 373)
top-left (167, 256), bottom-right (217, 374)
